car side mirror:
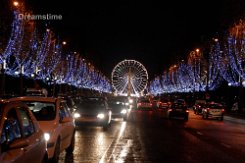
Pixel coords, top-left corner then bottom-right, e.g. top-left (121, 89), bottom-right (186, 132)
top-left (9, 139), bottom-right (29, 149)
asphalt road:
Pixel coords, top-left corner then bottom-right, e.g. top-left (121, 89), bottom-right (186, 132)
top-left (59, 110), bottom-right (245, 163)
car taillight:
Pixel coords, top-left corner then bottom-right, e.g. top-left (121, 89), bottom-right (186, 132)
top-left (222, 109), bottom-right (225, 112)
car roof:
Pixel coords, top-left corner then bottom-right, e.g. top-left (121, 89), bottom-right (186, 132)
top-left (9, 96), bottom-right (58, 103)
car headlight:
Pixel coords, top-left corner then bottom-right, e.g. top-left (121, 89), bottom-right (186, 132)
top-left (44, 132), bottom-right (51, 141)
top-left (97, 113), bottom-right (105, 119)
top-left (129, 99), bottom-right (133, 104)
top-left (73, 113), bottom-right (81, 118)
top-left (121, 109), bottom-right (127, 114)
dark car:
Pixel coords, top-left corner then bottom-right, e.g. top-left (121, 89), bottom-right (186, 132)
top-left (73, 97), bottom-right (112, 129)
top-left (108, 97), bottom-right (129, 121)
top-left (158, 98), bottom-right (171, 109)
top-left (193, 100), bottom-right (206, 115)
top-left (168, 101), bottom-right (189, 121)
top-left (136, 98), bottom-right (153, 110)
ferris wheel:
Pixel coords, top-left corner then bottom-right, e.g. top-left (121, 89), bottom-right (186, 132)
top-left (111, 59), bottom-right (148, 96)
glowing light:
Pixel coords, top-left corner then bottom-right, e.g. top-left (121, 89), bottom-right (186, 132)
top-left (13, 1), bottom-right (19, 7)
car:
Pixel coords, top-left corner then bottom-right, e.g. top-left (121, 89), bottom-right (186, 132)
top-left (202, 102), bottom-right (225, 120)
top-left (108, 96), bottom-right (130, 121)
top-left (9, 97), bottom-right (75, 163)
top-left (25, 88), bottom-right (48, 97)
top-left (73, 97), bottom-right (112, 129)
top-left (193, 100), bottom-right (206, 115)
top-left (136, 98), bottom-right (153, 110)
top-left (157, 98), bottom-right (171, 109)
top-left (168, 101), bottom-right (189, 121)
top-left (0, 100), bottom-right (48, 163)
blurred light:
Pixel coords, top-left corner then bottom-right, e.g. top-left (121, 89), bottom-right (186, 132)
top-left (196, 48), bottom-right (200, 53)
top-left (120, 109), bottom-right (127, 114)
top-left (62, 41), bottom-right (67, 45)
top-left (73, 113), bottom-right (81, 118)
top-left (13, 1), bottom-right (19, 7)
top-left (31, 74), bottom-right (35, 78)
top-left (97, 113), bottom-right (105, 119)
top-left (44, 133), bottom-right (50, 141)
top-left (129, 99), bottom-right (133, 104)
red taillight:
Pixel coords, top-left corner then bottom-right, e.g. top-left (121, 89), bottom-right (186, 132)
top-left (150, 103), bottom-right (153, 106)
top-left (222, 109), bottom-right (225, 112)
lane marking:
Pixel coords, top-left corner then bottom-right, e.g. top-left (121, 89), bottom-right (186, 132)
top-left (99, 122), bottom-right (127, 163)
top-left (220, 142), bottom-right (231, 148)
top-left (196, 131), bottom-right (203, 135)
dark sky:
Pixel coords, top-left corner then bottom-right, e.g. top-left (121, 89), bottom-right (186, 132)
top-left (27, 0), bottom-right (245, 80)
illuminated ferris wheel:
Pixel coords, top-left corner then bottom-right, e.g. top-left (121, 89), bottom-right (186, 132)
top-left (111, 59), bottom-right (148, 96)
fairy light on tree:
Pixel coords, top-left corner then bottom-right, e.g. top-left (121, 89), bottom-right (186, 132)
top-left (205, 38), bottom-right (223, 90)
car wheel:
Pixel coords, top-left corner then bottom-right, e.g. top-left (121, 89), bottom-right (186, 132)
top-left (103, 123), bottom-right (109, 130)
top-left (50, 139), bottom-right (60, 163)
top-left (66, 132), bottom-right (75, 153)
top-left (42, 152), bottom-right (48, 163)
top-left (123, 116), bottom-right (127, 121)
top-left (202, 114), bottom-right (205, 119)
top-left (184, 116), bottom-right (189, 121)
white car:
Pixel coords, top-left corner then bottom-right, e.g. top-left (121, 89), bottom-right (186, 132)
top-left (10, 97), bottom-right (75, 163)
top-left (202, 102), bottom-right (225, 120)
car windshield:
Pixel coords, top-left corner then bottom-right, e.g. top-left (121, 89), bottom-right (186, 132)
top-left (138, 99), bottom-right (150, 103)
top-left (78, 98), bottom-right (105, 110)
top-left (24, 101), bottom-right (56, 121)
top-left (207, 104), bottom-right (223, 109)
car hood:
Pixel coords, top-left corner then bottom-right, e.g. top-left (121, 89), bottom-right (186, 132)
top-left (76, 109), bottom-right (104, 115)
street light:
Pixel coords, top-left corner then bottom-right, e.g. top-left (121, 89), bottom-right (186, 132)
top-left (13, 1), bottom-right (19, 7)
top-left (188, 48), bottom-right (202, 100)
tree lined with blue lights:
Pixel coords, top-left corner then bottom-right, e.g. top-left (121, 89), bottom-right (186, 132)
top-left (0, 2), bottom-right (111, 93)
top-left (150, 19), bottom-right (245, 95)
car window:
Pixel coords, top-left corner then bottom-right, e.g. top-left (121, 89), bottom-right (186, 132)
top-left (79, 98), bottom-right (106, 110)
top-left (1, 109), bottom-right (21, 145)
top-left (18, 108), bottom-right (35, 137)
top-left (207, 104), bottom-right (223, 109)
top-left (24, 102), bottom-right (56, 121)
top-left (60, 102), bottom-right (71, 118)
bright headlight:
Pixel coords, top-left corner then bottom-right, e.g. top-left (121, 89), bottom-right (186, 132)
top-left (129, 99), bottom-right (133, 104)
top-left (121, 109), bottom-right (127, 114)
top-left (44, 133), bottom-right (50, 141)
top-left (73, 113), bottom-right (81, 118)
top-left (97, 113), bottom-right (105, 119)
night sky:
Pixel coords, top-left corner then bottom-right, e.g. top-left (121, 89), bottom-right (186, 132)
top-left (27, 0), bottom-right (245, 80)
